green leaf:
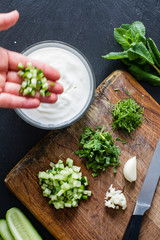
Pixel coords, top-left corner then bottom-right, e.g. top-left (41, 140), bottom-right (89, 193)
top-left (103, 51), bottom-right (128, 59)
top-left (147, 38), bottom-right (160, 68)
top-left (130, 21), bottom-right (146, 40)
top-left (114, 28), bottom-right (132, 50)
top-left (127, 42), bottom-right (154, 64)
top-left (129, 64), bottom-right (160, 86)
top-left (120, 24), bottom-right (130, 30)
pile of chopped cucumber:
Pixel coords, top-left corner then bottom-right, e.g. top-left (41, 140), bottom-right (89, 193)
top-left (38, 158), bottom-right (92, 209)
top-left (0, 207), bottom-right (42, 240)
top-left (18, 62), bottom-right (53, 97)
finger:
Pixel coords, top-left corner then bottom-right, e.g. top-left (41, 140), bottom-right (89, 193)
top-left (7, 50), bottom-right (60, 81)
top-left (48, 81), bottom-right (63, 94)
top-left (6, 71), bottom-right (63, 94)
top-left (38, 94), bottom-right (58, 103)
top-left (0, 10), bottom-right (19, 31)
top-left (0, 72), bottom-right (6, 92)
top-left (0, 93), bottom-right (40, 108)
top-left (4, 82), bottom-right (58, 103)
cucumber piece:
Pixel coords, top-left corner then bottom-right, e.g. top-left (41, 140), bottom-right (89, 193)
top-left (6, 208), bottom-right (43, 240)
top-left (0, 219), bottom-right (14, 240)
top-left (38, 159), bottom-right (91, 209)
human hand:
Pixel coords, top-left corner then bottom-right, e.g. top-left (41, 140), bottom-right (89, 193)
top-left (0, 10), bottom-right (63, 108)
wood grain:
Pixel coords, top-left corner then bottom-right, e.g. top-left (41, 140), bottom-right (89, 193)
top-left (5, 70), bottom-right (160, 240)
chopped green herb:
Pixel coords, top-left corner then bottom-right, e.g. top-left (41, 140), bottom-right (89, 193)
top-left (113, 162), bottom-right (120, 173)
top-left (114, 88), bottom-right (120, 91)
top-left (116, 137), bottom-right (128, 144)
top-left (75, 126), bottom-right (120, 176)
top-left (145, 117), bottom-right (149, 122)
top-left (126, 90), bottom-right (130, 96)
top-left (116, 137), bottom-right (122, 141)
top-left (18, 62), bottom-right (51, 97)
top-left (112, 98), bottom-right (144, 134)
top-left (136, 142), bottom-right (141, 145)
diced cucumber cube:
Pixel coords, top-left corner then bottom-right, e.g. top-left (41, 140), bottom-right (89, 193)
top-left (66, 158), bottom-right (73, 167)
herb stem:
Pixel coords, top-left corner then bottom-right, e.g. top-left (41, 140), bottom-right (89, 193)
top-left (151, 64), bottom-right (160, 76)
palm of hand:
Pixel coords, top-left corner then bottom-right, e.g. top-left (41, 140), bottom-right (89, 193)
top-left (0, 11), bottom-right (63, 108)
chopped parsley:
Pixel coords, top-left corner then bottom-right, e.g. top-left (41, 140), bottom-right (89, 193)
top-left (75, 126), bottom-right (120, 176)
top-left (112, 98), bottom-right (144, 134)
top-left (126, 90), bottom-right (130, 96)
top-left (114, 88), bottom-right (120, 91)
top-left (116, 137), bottom-right (128, 144)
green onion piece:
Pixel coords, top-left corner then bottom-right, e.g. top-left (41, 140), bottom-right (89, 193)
top-left (27, 62), bottom-right (32, 68)
top-left (31, 78), bottom-right (37, 88)
top-left (42, 82), bottom-right (49, 90)
top-left (18, 62), bottom-right (51, 97)
top-left (26, 72), bottom-right (32, 79)
top-left (31, 89), bottom-right (36, 97)
top-left (50, 82), bottom-right (55, 87)
top-left (19, 87), bottom-right (23, 94)
top-left (45, 91), bottom-right (51, 97)
top-left (18, 62), bottom-right (24, 69)
top-left (18, 70), bottom-right (24, 77)
top-left (23, 87), bottom-right (32, 96)
top-left (21, 81), bottom-right (27, 89)
top-left (41, 77), bottom-right (47, 84)
top-left (82, 195), bottom-right (88, 200)
top-left (40, 89), bottom-right (45, 97)
top-left (38, 159), bottom-right (91, 209)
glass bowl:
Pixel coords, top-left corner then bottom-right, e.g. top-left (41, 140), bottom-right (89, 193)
top-left (15, 41), bottom-right (96, 130)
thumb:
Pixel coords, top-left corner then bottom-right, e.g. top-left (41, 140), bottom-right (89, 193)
top-left (0, 10), bottom-right (19, 31)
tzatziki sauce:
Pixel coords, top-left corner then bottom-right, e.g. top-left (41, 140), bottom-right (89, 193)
top-left (20, 45), bottom-right (93, 127)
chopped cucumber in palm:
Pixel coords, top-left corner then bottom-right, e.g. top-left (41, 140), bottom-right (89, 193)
top-left (18, 62), bottom-right (51, 97)
top-left (38, 158), bottom-right (91, 209)
top-left (0, 219), bottom-right (14, 240)
top-left (6, 208), bottom-right (43, 240)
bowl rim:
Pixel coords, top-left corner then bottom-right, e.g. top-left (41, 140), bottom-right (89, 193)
top-left (15, 40), bottom-right (96, 130)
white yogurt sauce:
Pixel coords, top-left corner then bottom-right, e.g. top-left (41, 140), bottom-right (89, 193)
top-left (21, 47), bottom-right (91, 126)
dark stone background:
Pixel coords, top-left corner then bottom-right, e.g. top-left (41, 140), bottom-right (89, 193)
top-left (0, 0), bottom-right (160, 239)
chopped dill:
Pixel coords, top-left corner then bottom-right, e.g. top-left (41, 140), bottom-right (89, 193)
top-left (112, 98), bottom-right (144, 134)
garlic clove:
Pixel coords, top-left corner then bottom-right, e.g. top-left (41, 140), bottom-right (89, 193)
top-left (123, 156), bottom-right (137, 182)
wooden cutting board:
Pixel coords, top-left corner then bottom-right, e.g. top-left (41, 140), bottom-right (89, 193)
top-left (5, 70), bottom-right (160, 240)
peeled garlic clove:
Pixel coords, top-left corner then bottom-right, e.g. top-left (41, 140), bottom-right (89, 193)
top-left (123, 156), bottom-right (137, 182)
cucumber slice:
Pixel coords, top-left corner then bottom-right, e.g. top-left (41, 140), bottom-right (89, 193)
top-left (6, 208), bottom-right (43, 240)
top-left (0, 219), bottom-right (14, 240)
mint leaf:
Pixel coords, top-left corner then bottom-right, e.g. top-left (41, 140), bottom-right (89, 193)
top-left (103, 51), bottom-right (128, 59)
top-left (130, 21), bottom-right (146, 39)
top-left (147, 38), bottom-right (160, 68)
top-left (120, 24), bottom-right (130, 30)
top-left (130, 21), bottom-right (146, 45)
top-left (127, 42), bottom-right (154, 64)
top-left (129, 64), bottom-right (160, 86)
top-left (114, 28), bottom-right (132, 50)
top-left (103, 21), bottom-right (160, 86)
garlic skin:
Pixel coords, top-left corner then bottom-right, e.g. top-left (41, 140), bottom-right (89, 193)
top-left (123, 156), bottom-right (137, 182)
